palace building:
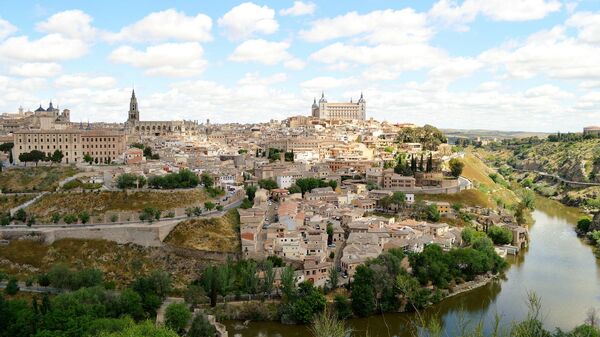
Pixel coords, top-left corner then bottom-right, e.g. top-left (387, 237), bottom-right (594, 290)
top-left (12, 129), bottom-right (127, 164)
top-left (125, 90), bottom-right (199, 136)
top-left (311, 92), bottom-right (366, 121)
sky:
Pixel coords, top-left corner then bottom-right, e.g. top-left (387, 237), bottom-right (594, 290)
top-left (0, 0), bottom-right (599, 132)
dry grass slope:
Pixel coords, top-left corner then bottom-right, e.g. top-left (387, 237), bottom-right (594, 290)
top-left (165, 209), bottom-right (240, 253)
top-left (0, 166), bottom-right (79, 192)
top-left (28, 189), bottom-right (208, 220)
top-left (418, 189), bottom-right (494, 208)
top-left (0, 238), bottom-right (210, 288)
top-left (0, 194), bottom-right (36, 213)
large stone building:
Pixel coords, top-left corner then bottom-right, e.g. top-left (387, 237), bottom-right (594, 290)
top-left (311, 92), bottom-right (366, 120)
top-left (12, 129), bottom-right (127, 164)
top-left (125, 90), bottom-right (199, 136)
top-left (1, 102), bottom-right (71, 132)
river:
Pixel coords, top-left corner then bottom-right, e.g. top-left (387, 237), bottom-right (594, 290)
top-left (225, 197), bottom-right (600, 336)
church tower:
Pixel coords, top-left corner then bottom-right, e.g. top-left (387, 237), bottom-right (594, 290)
top-left (128, 89), bottom-right (139, 122)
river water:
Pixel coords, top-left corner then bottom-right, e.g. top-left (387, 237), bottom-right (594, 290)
top-left (225, 197), bottom-right (600, 336)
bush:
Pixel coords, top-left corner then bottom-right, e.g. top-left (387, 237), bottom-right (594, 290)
top-left (188, 314), bottom-right (216, 337)
top-left (4, 278), bottom-right (19, 295)
top-left (51, 213), bottom-right (61, 223)
top-left (577, 217), bottom-right (593, 233)
top-left (165, 303), bottom-right (191, 334)
top-left (110, 214), bottom-right (119, 222)
top-left (79, 211), bottom-right (90, 224)
top-left (334, 294), bottom-right (352, 320)
top-left (148, 169), bottom-right (199, 189)
top-left (488, 226), bottom-right (513, 245)
top-left (139, 207), bottom-right (161, 222)
top-left (38, 274), bottom-right (50, 287)
top-left (63, 179), bottom-right (82, 190)
top-left (117, 173), bottom-right (146, 189)
top-left (64, 214), bottom-right (78, 224)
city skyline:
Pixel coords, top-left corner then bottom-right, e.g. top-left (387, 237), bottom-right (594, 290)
top-left (1, 0), bottom-right (600, 131)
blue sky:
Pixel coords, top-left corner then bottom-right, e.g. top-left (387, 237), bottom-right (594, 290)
top-left (0, 0), bottom-right (599, 131)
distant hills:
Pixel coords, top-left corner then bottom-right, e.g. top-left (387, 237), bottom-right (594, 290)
top-left (441, 128), bottom-right (551, 140)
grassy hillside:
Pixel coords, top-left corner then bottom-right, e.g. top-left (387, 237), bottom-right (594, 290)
top-left (0, 166), bottom-right (79, 192)
top-left (28, 189), bottom-right (208, 221)
top-left (417, 189), bottom-right (494, 208)
top-left (165, 209), bottom-right (240, 252)
top-left (0, 194), bottom-right (36, 213)
top-left (0, 238), bottom-right (211, 288)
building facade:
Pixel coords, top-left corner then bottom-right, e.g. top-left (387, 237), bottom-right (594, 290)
top-left (125, 90), bottom-right (199, 136)
top-left (311, 92), bottom-right (366, 120)
top-left (12, 129), bottom-right (127, 164)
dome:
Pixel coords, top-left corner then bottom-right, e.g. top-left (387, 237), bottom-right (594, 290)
top-left (35, 105), bottom-right (45, 112)
top-left (46, 101), bottom-right (54, 111)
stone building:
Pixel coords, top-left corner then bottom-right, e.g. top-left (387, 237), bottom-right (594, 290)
top-left (311, 92), bottom-right (366, 120)
top-left (125, 90), bottom-right (199, 136)
top-left (1, 102), bottom-right (71, 131)
top-left (12, 129), bottom-right (127, 164)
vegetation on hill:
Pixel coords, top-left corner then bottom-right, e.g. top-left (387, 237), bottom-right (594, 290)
top-left (396, 125), bottom-right (447, 150)
top-left (0, 194), bottom-right (36, 213)
top-left (0, 166), bottom-right (79, 192)
top-left (0, 238), bottom-right (212, 288)
top-left (164, 209), bottom-right (240, 252)
top-left (27, 190), bottom-right (208, 222)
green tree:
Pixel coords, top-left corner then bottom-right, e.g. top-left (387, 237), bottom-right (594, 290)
top-left (245, 185), bottom-right (258, 201)
top-left (14, 208), bottom-right (27, 222)
top-left (200, 173), bottom-right (214, 188)
top-left (240, 198), bottom-right (253, 209)
top-left (333, 294), bottom-right (352, 320)
top-left (292, 281), bottom-right (326, 324)
top-left (164, 303), bottom-right (191, 334)
top-left (204, 201), bottom-right (215, 211)
top-left (50, 150), bottom-right (64, 164)
top-left (261, 260), bottom-right (276, 299)
top-left (78, 211), bottom-right (90, 224)
top-left (4, 278), bottom-right (19, 295)
top-left (288, 184), bottom-right (302, 194)
top-left (258, 178), bottom-right (278, 190)
top-left (487, 226), bottom-right (513, 245)
top-left (63, 213), bottom-right (77, 224)
top-left (577, 217), bottom-right (593, 233)
top-left (350, 265), bottom-right (376, 317)
top-left (83, 153), bottom-right (94, 164)
top-left (184, 284), bottom-right (206, 309)
top-left (280, 266), bottom-right (296, 301)
top-left (449, 158), bottom-right (464, 178)
top-left (328, 267), bottom-right (339, 290)
top-left (188, 314), bottom-right (217, 337)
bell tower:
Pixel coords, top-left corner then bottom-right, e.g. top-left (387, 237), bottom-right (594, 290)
top-left (128, 89), bottom-right (139, 122)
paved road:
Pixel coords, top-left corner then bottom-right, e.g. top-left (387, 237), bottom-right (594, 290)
top-left (513, 168), bottom-right (600, 187)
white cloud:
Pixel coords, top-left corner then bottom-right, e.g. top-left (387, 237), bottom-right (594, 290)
top-left (9, 62), bottom-right (62, 77)
top-left (0, 34), bottom-right (88, 62)
top-left (311, 42), bottom-right (447, 80)
top-left (229, 39), bottom-right (305, 69)
top-left (299, 9), bottom-right (432, 44)
top-left (0, 18), bottom-right (17, 40)
top-left (218, 2), bottom-right (278, 40)
top-left (524, 84), bottom-right (573, 99)
top-left (55, 74), bottom-right (116, 88)
top-left (107, 9), bottom-right (212, 43)
top-left (237, 72), bottom-right (287, 86)
top-left (109, 42), bottom-right (207, 77)
top-left (566, 12), bottom-right (600, 45)
top-left (479, 26), bottom-right (600, 80)
top-left (429, 0), bottom-right (562, 30)
top-left (428, 57), bottom-right (482, 80)
top-left (36, 10), bottom-right (97, 40)
top-left (280, 1), bottom-right (316, 16)
top-left (300, 76), bottom-right (358, 92)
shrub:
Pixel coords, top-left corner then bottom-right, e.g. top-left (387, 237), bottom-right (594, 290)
top-left (165, 303), bottom-right (191, 334)
top-left (4, 278), bottom-right (19, 295)
top-left (110, 214), bottom-right (119, 222)
top-left (78, 211), bottom-right (90, 224)
top-left (487, 226), bottom-right (513, 245)
top-left (577, 217), bottom-right (593, 233)
top-left (64, 214), bottom-right (78, 224)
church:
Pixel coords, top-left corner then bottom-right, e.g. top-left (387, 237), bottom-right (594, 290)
top-left (125, 90), bottom-right (199, 136)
